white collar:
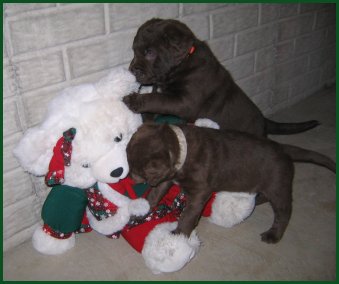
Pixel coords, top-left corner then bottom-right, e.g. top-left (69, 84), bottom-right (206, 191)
top-left (169, 125), bottom-right (187, 171)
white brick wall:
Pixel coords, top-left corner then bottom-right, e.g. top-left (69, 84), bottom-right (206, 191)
top-left (3, 3), bottom-right (336, 251)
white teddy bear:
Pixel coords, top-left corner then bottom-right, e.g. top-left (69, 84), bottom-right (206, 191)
top-left (13, 67), bottom-right (148, 255)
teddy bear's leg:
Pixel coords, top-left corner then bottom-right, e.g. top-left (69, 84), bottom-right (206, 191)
top-left (141, 221), bottom-right (200, 274)
top-left (32, 225), bottom-right (75, 255)
top-left (33, 185), bottom-right (88, 255)
top-left (121, 184), bottom-right (200, 274)
top-left (202, 192), bottom-right (257, 228)
top-left (122, 215), bottom-right (200, 274)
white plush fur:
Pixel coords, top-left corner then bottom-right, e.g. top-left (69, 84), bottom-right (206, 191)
top-left (86, 206), bottom-right (131, 236)
top-left (208, 192), bottom-right (256, 228)
top-left (97, 182), bottom-right (131, 207)
top-left (194, 118), bottom-right (220, 129)
top-left (32, 226), bottom-right (75, 255)
top-left (142, 222), bottom-right (200, 274)
top-left (13, 67), bottom-right (144, 255)
top-left (13, 68), bottom-right (141, 182)
top-left (13, 66), bottom-right (142, 188)
top-left (95, 67), bottom-right (140, 99)
top-left (128, 199), bottom-right (150, 216)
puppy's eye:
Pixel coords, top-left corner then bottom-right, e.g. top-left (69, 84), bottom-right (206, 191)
top-left (144, 48), bottom-right (153, 55)
top-left (114, 133), bottom-right (123, 142)
top-left (82, 163), bottom-right (90, 168)
top-left (144, 48), bottom-right (156, 60)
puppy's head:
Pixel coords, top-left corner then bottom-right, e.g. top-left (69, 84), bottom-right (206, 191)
top-left (129, 18), bottom-right (196, 85)
top-left (127, 123), bottom-right (180, 186)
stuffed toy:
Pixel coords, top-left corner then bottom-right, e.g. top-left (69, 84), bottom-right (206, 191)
top-left (13, 67), bottom-right (149, 255)
top-left (13, 67), bottom-right (256, 274)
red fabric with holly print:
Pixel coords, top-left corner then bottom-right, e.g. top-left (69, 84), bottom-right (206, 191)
top-left (121, 183), bottom-right (184, 252)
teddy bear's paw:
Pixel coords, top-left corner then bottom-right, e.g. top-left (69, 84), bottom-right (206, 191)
top-left (32, 226), bottom-right (75, 255)
top-left (194, 118), bottom-right (220, 129)
top-left (208, 192), bottom-right (256, 228)
top-left (142, 222), bottom-right (200, 274)
top-left (86, 206), bottom-right (130, 236)
top-left (128, 198), bottom-right (150, 217)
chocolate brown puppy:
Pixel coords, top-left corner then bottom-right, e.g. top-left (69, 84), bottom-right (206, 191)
top-left (126, 123), bottom-right (335, 243)
top-left (124, 18), bottom-right (318, 136)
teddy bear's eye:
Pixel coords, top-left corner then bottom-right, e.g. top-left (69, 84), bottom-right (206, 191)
top-left (114, 133), bottom-right (123, 142)
top-left (82, 163), bottom-right (90, 168)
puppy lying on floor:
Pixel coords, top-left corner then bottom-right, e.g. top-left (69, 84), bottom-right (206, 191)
top-left (126, 123), bottom-right (335, 243)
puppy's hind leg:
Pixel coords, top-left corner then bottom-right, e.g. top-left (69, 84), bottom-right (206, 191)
top-left (260, 165), bottom-right (294, 244)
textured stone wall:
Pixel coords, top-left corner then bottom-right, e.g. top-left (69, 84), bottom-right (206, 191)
top-left (3, 3), bottom-right (335, 251)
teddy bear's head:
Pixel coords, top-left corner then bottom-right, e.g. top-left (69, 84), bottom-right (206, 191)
top-left (14, 67), bottom-right (142, 188)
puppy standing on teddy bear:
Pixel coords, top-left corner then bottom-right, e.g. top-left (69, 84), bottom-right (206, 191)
top-left (13, 67), bottom-right (256, 274)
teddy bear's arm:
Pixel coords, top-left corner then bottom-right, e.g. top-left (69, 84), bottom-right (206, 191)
top-left (97, 182), bottom-right (130, 207)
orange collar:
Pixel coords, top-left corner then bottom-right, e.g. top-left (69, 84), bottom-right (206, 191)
top-left (188, 46), bottom-right (195, 56)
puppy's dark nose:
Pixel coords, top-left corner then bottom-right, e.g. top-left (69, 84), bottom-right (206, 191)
top-left (110, 167), bottom-right (123, 178)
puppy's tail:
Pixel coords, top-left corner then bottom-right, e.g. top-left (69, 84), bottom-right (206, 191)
top-left (282, 144), bottom-right (336, 173)
top-left (265, 118), bottom-right (320, 135)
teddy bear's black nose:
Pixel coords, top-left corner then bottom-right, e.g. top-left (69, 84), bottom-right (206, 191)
top-left (110, 167), bottom-right (123, 178)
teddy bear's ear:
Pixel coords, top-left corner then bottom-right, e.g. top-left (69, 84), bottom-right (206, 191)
top-left (13, 82), bottom-right (97, 176)
top-left (13, 126), bottom-right (58, 176)
top-left (94, 67), bottom-right (140, 100)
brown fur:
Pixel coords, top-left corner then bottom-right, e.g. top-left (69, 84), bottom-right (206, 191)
top-left (126, 123), bottom-right (335, 243)
top-left (124, 18), bottom-right (318, 136)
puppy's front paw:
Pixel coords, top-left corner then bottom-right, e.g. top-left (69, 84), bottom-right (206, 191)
top-left (260, 229), bottom-right (281, 244)
top-left (129, 214), bottom-right (148, 224)
top-left (123, 93), bottom-right (143, 113)
top-left (171, 228), bottom-right (182, 235)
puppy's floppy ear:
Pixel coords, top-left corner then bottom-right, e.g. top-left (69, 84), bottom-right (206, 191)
top-left (162, 22), bottom-right (194, 64)
top-left (144, 158), bottom-right (170, 187)
top-left (163, 25), bottom-right (193, 48)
